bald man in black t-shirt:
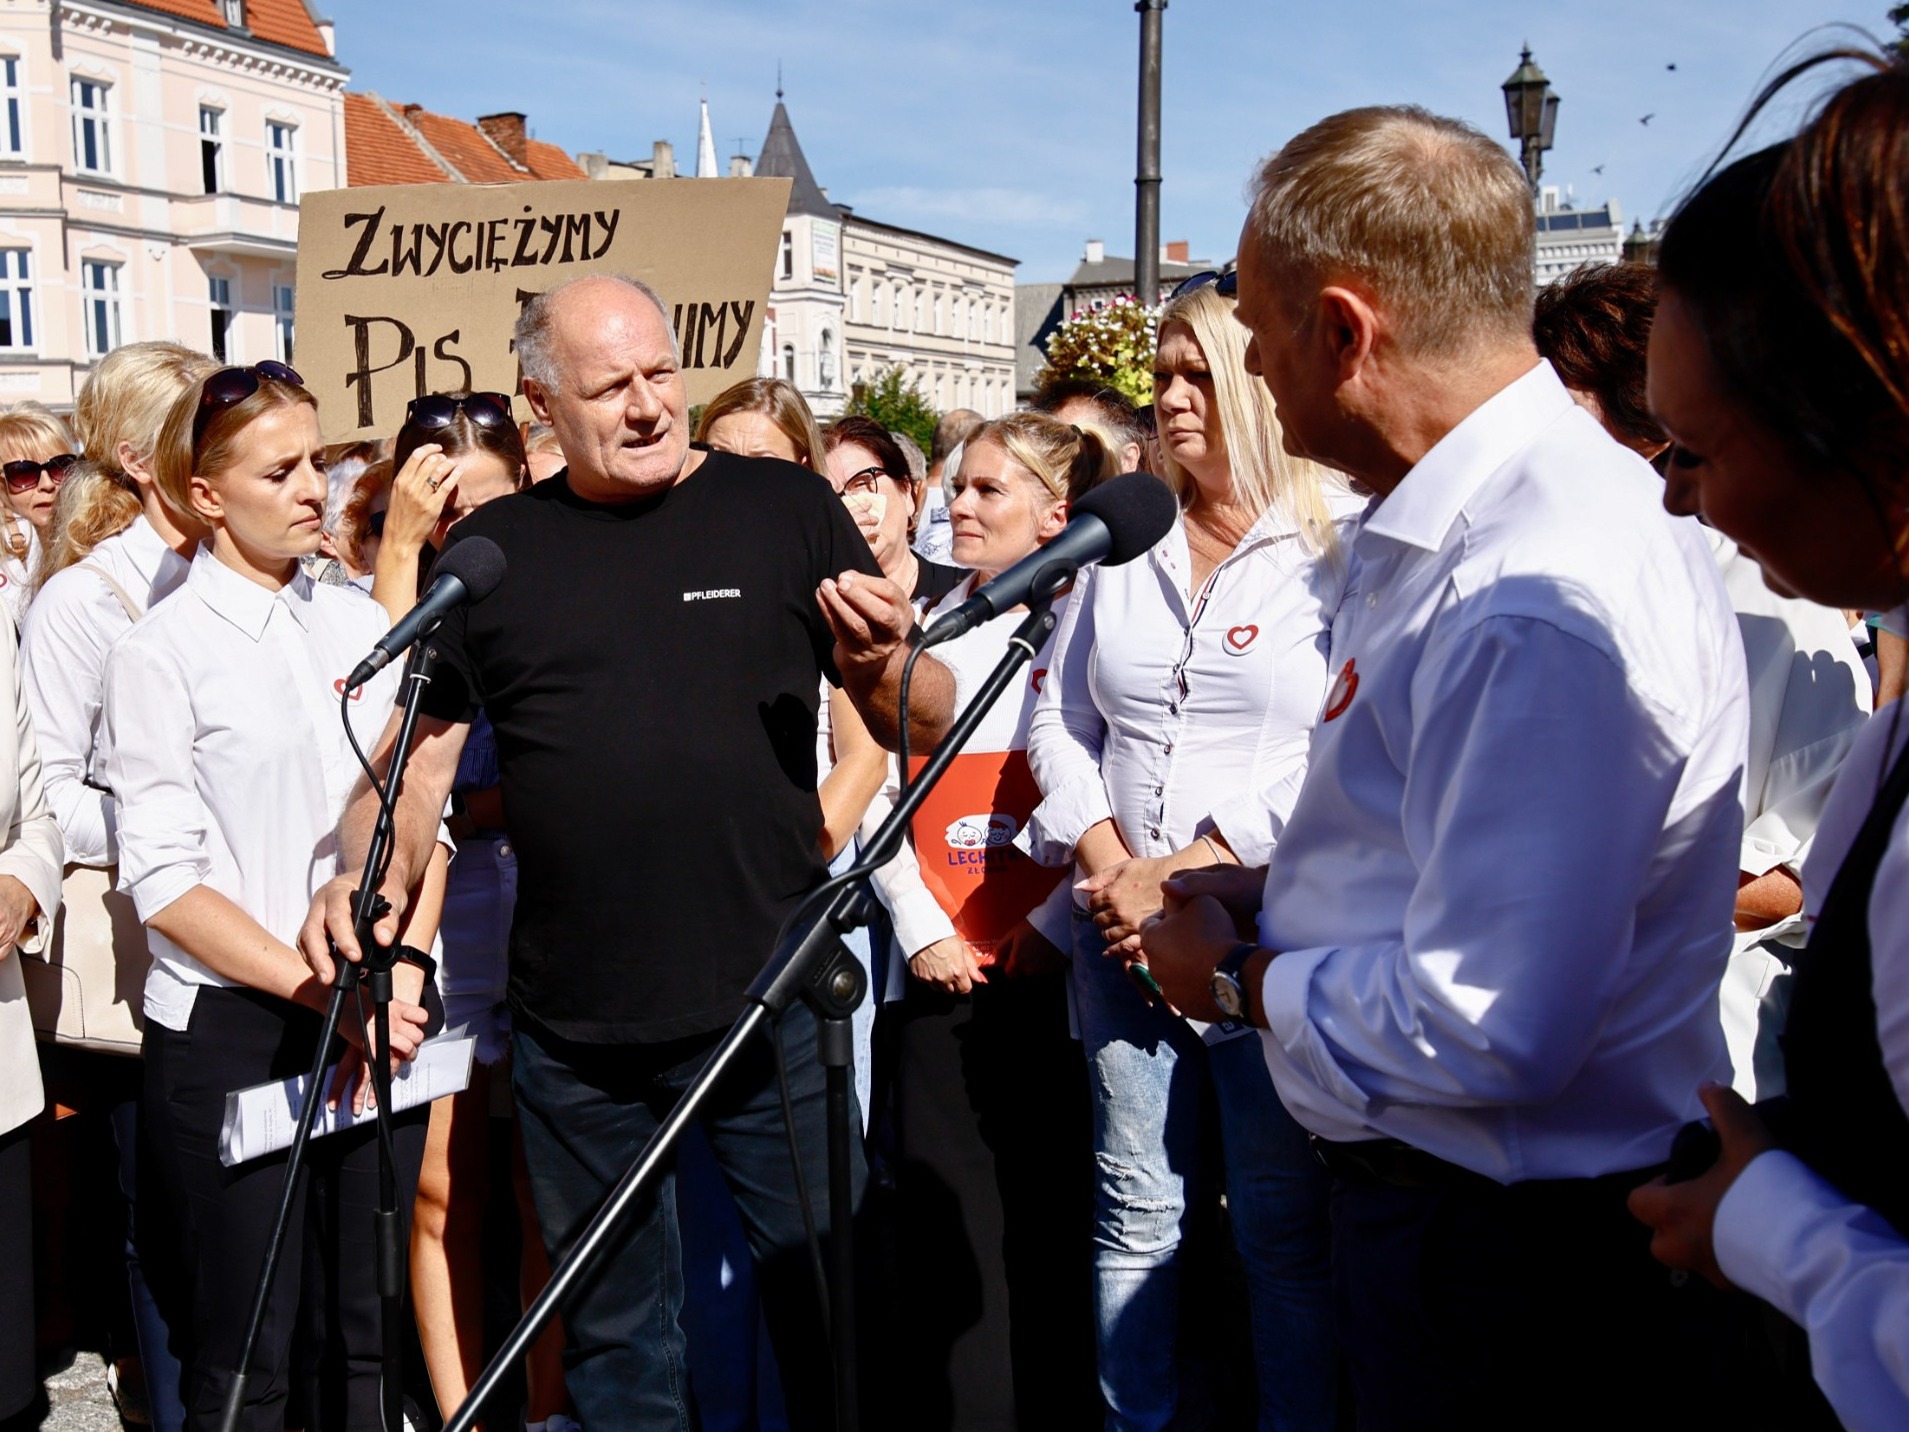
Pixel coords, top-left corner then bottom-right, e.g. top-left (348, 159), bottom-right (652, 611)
top-left (299, 275), bottom-right (882, 1431)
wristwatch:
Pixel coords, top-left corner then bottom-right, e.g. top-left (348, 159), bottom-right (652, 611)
top-left (1210, 941), bottom-right (1259, 1023)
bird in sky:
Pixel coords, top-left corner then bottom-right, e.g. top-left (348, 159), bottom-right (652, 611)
top-left (1640, 113), bottom-right (1656, 125)
top-left (1591, 164), bottom-right (1606, 175)
top-left (1667, 62), bottom-right (1678, 71)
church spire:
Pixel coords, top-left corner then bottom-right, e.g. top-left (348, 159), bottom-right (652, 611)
top-left (696, 94), bottom-right (718, 178)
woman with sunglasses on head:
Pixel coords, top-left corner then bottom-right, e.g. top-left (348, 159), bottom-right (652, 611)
top-left (379, 391), bottom-right (574, 1432)
top-left (19, 341), bottom-right (218, 1432)
top-left (0, 403), bottom-right (79, 624)
top-left (101, 361), bottom-right (447, 1432)
top-left (1624, 52), bottom-right (1909, 1432)
top-left (1025, 277), bottom-right (1359, 1432)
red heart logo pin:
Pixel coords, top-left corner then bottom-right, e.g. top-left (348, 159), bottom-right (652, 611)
top-left (333, 678), bottom-right (364, 702)
top-left (1032, 668), bottom-right (1048, 693)
top-left (1224, 624), bottom-right (1259, 654)
top-left (1322, 658), bottom-right (1359, 722)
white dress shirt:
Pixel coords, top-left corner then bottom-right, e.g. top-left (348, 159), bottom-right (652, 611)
top-left (102, 547), bottom-right (405, 1031)
top-left (1024, 494), bottom-right (1361, 871)
top-left (1707, 529), bottom-right (1872, 1098)
top-left (1253, 361), bottom-right (1750, 1182)
top-left (22, 516), bottom-right (193, 867)
top-left (0, 608), bottom-right (69, 1136)
top-left (1714, 708), bottom-right (1909, 1432)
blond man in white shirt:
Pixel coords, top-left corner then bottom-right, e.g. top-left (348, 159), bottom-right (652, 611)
top-left (1141, 106), bottom-right (1762, 1429)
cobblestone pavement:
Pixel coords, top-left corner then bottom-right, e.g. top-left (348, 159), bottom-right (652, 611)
top-left (31, 1352), bottom-right (122, 1432)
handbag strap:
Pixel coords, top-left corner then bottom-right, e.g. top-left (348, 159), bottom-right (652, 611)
top-left (79, 562), bottom-right (140, 622)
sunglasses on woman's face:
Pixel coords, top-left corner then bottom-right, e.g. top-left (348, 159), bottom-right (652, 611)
top-left (3, 453), bottom-right (79, 493)
top-left (405, 392), bottom-right (515, 432)
top-left (1168, 269), bottom-right (1238, 301)
top-left (193, 362), bottom-right (304, 446)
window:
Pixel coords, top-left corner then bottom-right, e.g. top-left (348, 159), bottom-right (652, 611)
top-left (200, 107), bottom-right (223, 193)
top-left (779, 230), bottom-right (793, 280)
top-left (82, 259), bottom-right (121, 357)
top-left (266, 120), bottom-right (296, 203)
top-left (208, 275), bottom-right (232, 362)
top-left (274, 283), bottom-right (295, 364)
top-left (781, 343), bottom-right (796, 384)
top-left (0, 58), bottom-right (21, 156)
top-left (71, 77), bottom-right (112, 174)
top-left (0, 251), bottom-right (33, 350)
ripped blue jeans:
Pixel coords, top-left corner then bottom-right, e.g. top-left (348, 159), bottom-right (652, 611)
top-left (1073, 911), bottom-right (1336, 1432)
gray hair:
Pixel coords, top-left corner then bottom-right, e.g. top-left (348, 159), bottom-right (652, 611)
top-left (514, 273), bottom-right (680, 393)
top-left (1245, 105), bottom-right (1534, 356)
top-left (889, 430), bottom-right (928, 483)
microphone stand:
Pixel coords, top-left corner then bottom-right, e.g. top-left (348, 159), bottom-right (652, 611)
top-left (444, 594), bottom-right (1064, 1432)
top-left (220, 640), bottom-right (443, 1432)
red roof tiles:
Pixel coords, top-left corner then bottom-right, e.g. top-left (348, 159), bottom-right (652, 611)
top-left (120, 0), bottom-right (333, 58)
top-left (343, 93), bottom-right (449, 187)
top-left (525, 139), bottom-right (586, 182)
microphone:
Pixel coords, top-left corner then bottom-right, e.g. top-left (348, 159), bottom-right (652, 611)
top-left (919, 470), bottom-right (1177, 648)
top-left (345, 535), bottom-right (507, 690)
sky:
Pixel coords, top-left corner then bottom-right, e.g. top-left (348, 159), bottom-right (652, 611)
top-left (323, 0), bottom-right (1892, 282)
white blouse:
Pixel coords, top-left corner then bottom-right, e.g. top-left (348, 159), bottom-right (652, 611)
top-left (102, 548), bottom-right (405, 1031)
top-left (1023, 494), bottom-right (1360, 870)
top-left (22, 516), bottom-right (193, 867)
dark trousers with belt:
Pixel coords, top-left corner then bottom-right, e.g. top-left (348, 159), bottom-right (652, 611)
top-left (512, 1000), bottom-right (860, 1432)
top-left (143, 986), bottom-right (430, 1432)
top-left (1322, 1140), bottom-right (1779, 1432)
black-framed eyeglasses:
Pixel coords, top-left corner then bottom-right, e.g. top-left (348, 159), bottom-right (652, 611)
top-left (3, 453), bottom-right (78, 493)
top-left (194, 361), bottom-right (304, 446)
top-left (1168, 269), bottom-right (1238, 301)
top-left (835, 465), bottom-right (891, 499)
top-left (405, 392), bottom-right (515, 433)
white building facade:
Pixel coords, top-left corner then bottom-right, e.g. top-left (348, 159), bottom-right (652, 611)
top-left (1535, 187), bottom-right (1625, 285)
top-left (753, 98), bottom-right (1014, 420)
top-left (0, 0), bottom-right (346, 408)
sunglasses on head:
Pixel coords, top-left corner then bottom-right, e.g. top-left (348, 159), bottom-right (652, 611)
top-left (1169, 269), bottom-right (1238, 301)
top-left (3, 453), bottom-right (78, 493)
top-left (405, 392), bottom-right (515, 432)
top-left (193, 362), bottom-right (304, 446)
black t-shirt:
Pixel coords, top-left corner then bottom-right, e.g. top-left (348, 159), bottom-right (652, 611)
top-left (914, 557), bottom-right (965, 605)
top-left (421, 451), bottom-right (881, 1044)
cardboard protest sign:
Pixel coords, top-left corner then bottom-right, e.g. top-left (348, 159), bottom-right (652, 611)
top-left (293, 176), bottom-right (793, 441)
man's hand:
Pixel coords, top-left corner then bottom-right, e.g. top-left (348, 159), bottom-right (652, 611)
top-left (1139, 891), bottom-right (1242, 1022)
top-left (817, 569), bottom-right (916, 686)
top-left (1628, 1083), bottom-right (1778, 1289)
top-left (0, 875), bottom-right (39, 956)
top-left (326, 989), bottom-right (432, 1114)
top-left (910, 935), bottom-right (989, 996)
top-left (1159, 864), bottom-right (1267, 940)
top-left (298, 870), bottom-right (409, 986)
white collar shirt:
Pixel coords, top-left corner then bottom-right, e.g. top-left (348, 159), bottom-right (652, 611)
top-left (1254, 361), bottom-right (1750, 1182)
top-left (102, 546), bottom-right (402, 1031)
top-left (22, 516), bottom-right (193, 866)
top-left (1024, 492), bottom-right (1362, 873)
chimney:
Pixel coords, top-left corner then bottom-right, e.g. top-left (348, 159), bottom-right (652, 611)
top-left (1084, 238), bottom-right (1105, 265)
top-left (651, 140), bottom-right (675, 180)
top-left (314, 18), bottom-right (335, 55)
top-left (728, 154), bottom-right (753, 178)
top-left (1163, 239), bottom-right (1189, 264)
top-left (478, 112), bottom-right (529, 169)
top-left (401, 103), bottom-right (425, 122)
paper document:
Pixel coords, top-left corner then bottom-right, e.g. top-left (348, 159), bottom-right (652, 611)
top-left (218, 1032), bottom-right (475, 1167)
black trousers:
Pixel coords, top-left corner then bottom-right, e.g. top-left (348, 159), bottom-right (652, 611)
top-left (0, 1122), bottom-right (32, 1421)
top-left (871, 971), bottom-right (1101, 1432)
top-left (1328, 1150), bottom-right (1784, 1432)
top-left (143, 986), bottom-right (429, 1432)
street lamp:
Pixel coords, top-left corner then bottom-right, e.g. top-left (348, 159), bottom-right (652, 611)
top-left (1501, 45), bottom-right (1559, 194)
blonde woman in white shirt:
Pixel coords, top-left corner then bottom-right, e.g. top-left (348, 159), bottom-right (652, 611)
top-left (21, 340), bottom-right (217, 1432)
top-left (104, 363), bottom-right (445, 1432)
top-left (0, 403), bottom-right (78, 625)
top-left (1025, 279), bottom-right (1356, 1432)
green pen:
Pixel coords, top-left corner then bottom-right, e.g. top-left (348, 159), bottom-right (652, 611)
top-left (1127, 962), bottom-right (1166, 1000)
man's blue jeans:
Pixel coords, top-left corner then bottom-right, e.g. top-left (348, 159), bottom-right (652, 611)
top-left (514, 1001), bottom-right (861, 1432)
top-left (1073, 914), bottom-right (1336, 1431)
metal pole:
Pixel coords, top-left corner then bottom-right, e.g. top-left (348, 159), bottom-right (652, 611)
top-left (1135, 0), bottom-right (1166, 307)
